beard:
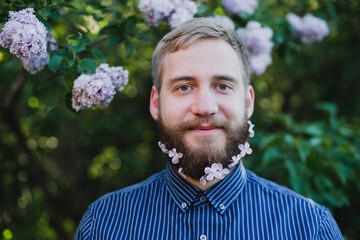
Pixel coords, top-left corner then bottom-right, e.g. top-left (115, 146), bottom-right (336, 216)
top-left (157, 115), bottom-right (250, 180)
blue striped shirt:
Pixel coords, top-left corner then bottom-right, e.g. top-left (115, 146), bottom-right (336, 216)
top-left (74, 162), bottom-right (343, 240)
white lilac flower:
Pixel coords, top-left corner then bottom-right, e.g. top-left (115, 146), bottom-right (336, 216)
top-left (236, 21), bottom-right (274, 75)
top-left (248, 120), bottom-right (255, 137)
top-left (228, 154), bottom-right (241, 168)
top-left (286, 13), bottom-right (329, 44)
top-left (204, 163), bottom-right (230, 181)
top-left (158, 141), bottom-right (169, 154)
top-left (71, 72), bottom-right (116, 111)
top-left (96, 63), bottom-right (129, 91)
top-left (178, 168), bottom-right (189, 179)
top-left (139, 0), bottom-right (197, 29)
top-left (207, 15), bottom-right (235, 31)
top-left (139, 0), bottom-right (175, 26)
top-left (0, 8), bottom-right (47, 58)
top-left (168, 1), bottom-right (197, 29)
top-left (222, 0), bottom-right (258, 16)
top-left (238, 142), bottom-right (252, 157)
top-left (168, 148), bottom-right (183, 164)
top-left (20, 32), bottom-right (58, 74)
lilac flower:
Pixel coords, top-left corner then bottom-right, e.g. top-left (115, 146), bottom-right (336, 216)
top-left (204, 163), bottom-right (230, 181)
top-left (20, 33), bottom-right (58, 74)
top-left (72, 72), bottom-right (116, 111)
top-left (158, 141), bottom-right (169, 154)
top-left (236, 21), bottom-right (274, 75)
top-left (139, 0), bottom-right (197, 29)
top-left (200, 175), bottom-right (207, 185)
top-left (207, 15), bottom-right (235, 31)
top-left (178, 168), bottom-right (189, 179)
top-left (168, 1), bottom-right (197, 29)
top-left (168, 148), bottom-right (183, 164)
top-left (0, 8), bottom-right (47, 58)
top-left (96, 63), bottom-right (129, 91)
top-left (286, 13), bottom-right (329, 44)
top-left (248, 120), bottom-right (255, 137)
top-left (238, 142), bottom-right (252, 157)
top-left (222, 0), bottom-right (258, 16)
top-left (139, 0), bottom-right (175, 26)
top-left (228, 154), bottom-right (241, 168)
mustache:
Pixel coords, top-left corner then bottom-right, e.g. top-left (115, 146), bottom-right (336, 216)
top-left (177, 117), bottom-right (230, 131)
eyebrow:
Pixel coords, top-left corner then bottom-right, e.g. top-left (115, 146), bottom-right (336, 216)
top-left (167, 75), bottom-right (239, 85)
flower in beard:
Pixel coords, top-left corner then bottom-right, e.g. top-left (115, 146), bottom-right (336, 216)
top-left (238, 141), bottom-right (252, 157)
top-left (200, 163), bottom-right (230, 185)
top-left (228, 154), bottom-right (241, 168)
top-left (248, 120), bottom-right (255, 137)
top-left (158, 141), bottom-right (169, 154)
top-left (168, 148), bottom-right (183, 164)
top-left (158, 116), bottom-right (249, 180)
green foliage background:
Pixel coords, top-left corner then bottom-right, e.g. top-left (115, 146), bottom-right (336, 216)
top-left (0, 0), bottom-right (359, 239)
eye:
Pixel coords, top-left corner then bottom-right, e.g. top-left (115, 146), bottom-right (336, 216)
top-left (179, 85), bottom-right (190, 92)
top-left (217, 84), bottom-right (230, 91)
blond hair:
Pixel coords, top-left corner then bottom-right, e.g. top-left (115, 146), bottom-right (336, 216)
top-left (151, 18), bottom-right (251, 91)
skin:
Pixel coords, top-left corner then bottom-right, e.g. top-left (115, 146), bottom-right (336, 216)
top-left (150, 38), bottom-right (255, 190)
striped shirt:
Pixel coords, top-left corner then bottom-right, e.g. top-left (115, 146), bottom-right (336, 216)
top-left (74, 162), bottom-right (343, 240)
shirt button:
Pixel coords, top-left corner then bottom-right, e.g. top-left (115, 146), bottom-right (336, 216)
top-left (219, 204), bottom-right (225, 210)
top-left (181, 202), bottom-right (187, 208)
top-left (200, 234), bottom-right (207, 240)
top-left (199, 195), bottom-right (207, 203)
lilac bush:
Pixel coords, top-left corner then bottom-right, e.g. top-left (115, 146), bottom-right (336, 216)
top-left (0, 8), bottom-right (48, 58)
top-left (286, 13), bottom-right (329, 44)
top-left (96, 63), bottom-right (129, 91)
top-left (207, 15), bottom-right (235, 30)
top-left (236, 21), bottom-right (274, 75)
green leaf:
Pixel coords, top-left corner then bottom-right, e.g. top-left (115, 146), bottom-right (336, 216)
top-left (77, 64), bottom-right (85, 74)
top-left (91, 48), bottom-right (106, 62)
top-left (125, 42), bottom-right (133, 58)
top-left (48, 55), bottom-right (63, 72)
top-left (81, 58), bottom-right (97, 74)
top-left (295, 139), bottom-right (310, 162)
top-left (69, 43), bottom-right (86, 55)
top-left (57, 1), bottom-right (77, 9)
top-left (263, 147), bottom-right (282, 165)
top-left (135, 33), bottom-right (150, 41)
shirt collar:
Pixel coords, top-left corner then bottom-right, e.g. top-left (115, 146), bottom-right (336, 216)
top-left (165, 161), bottom-right (247, 215)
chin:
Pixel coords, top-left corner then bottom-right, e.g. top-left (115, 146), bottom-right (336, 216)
top-left (185, 135), bottom-right (226, 152)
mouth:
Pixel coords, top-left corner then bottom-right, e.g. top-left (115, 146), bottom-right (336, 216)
top-left (189, 125), bottom-right (223, 135)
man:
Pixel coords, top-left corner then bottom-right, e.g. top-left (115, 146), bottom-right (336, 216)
top-left (74, 18), bottom-right (343, 239)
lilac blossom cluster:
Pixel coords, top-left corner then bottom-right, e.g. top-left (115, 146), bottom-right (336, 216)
top-left (72, 64), bottom-right (129, 111)
top-left (207, 15), bottom-right (235, 31)
top-left (286, 13), bottom-right (329, 44)
top-left (20, 33), bottom-right (58, 74)
top-left (138, 0), bottom-right (198, 29)
top-left (222, 0), bottom-right (258, 16)
top-left (236, 21), bottom-right (274, 75)
top-left (0, 8), bottom-right (48, 58)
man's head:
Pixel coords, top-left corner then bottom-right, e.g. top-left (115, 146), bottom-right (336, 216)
top-left (149, 18), bottom-right (255, 180)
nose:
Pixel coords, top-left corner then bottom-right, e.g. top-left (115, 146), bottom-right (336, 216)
top-left (191, 89), bottom-right (218, 117)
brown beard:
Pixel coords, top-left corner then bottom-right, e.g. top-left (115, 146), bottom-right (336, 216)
top-left (157, 116), bottom-right (250, 180)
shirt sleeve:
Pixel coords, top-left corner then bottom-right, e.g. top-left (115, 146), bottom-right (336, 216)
top-left (73, 206), bottom-right (94, 240)
top-left (317, 208), bottom-right (344, 240)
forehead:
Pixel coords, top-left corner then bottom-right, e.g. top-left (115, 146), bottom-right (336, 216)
top-left (161, 38), bottom-right (243, 85)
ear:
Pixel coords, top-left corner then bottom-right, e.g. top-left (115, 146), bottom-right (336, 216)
top-left (246, 85), bottom-right (255, 118)
top-left (149, 86), bottom-right (160, 121)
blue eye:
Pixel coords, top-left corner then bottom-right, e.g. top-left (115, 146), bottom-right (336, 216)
top-left (179, 85), bottom-right (190, 91)
top-left (218, 84), bottom-right (229, 91)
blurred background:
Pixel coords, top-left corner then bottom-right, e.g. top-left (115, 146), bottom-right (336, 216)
top-left (0, 0), bottom-right (359, 239)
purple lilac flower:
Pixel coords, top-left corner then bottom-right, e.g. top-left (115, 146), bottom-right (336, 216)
top-left (139, 0), bottom-right (197, 29)
top-left (168, 1), bottom-right (197, 29)
top-left (72, 72), bottom-right (116, 112)
top-left (236, 21), bottom-right (274, 75)
top-left (20, 33), bottom-right (58, 74)
top-left (286, 13), bottom-right (329, 44)
top-left (96, 63), bottom-right (129, 91)
top-left (0, 8), bottom-right (48, 58)
top-left (222, 0), bottom-right (258, 16)
top-left (207, 15), bottom-right (235, 31)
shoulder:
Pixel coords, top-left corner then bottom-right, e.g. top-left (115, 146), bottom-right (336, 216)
top-left (73, 170), bottom-right (166, 240)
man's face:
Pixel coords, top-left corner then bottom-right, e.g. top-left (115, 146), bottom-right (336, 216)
top-left (150, 38), bottom-right (254, 179)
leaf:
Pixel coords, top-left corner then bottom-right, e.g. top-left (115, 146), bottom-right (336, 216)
top-left (135, 33), bottom-right (150, 41)
top-left (263, 147), bottom-right (282, 165)
top-left (125, 42), bottom-right (133, 58)
top-left (48, 55), bottom-right (63, 72)
top-left (81, 58), bottom-right (97, 74)
top-left (91, 48), bottom-right (106, 62)
top-left (77, 64), bottom-right (85, 74)
top-left (294, 139), bottom-right (310, 162)
top-left (69, 43), bottom-right (86, 54)
top-left (57, 1), bottom-right (77, 9)
top-left (316, 102), bottom-right (337, 116)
